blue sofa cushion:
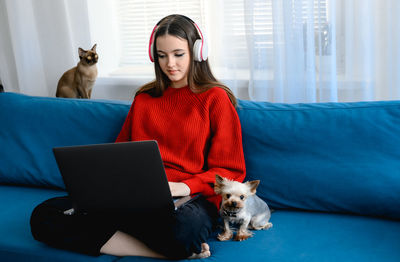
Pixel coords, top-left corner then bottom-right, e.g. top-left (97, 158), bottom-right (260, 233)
top-left (0, 93), bottom-right (130, 189)
top-left (237, 100), bottom-right (400, 220)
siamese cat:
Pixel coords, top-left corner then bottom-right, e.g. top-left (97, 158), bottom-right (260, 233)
top-left (56, 44), bottom-right (98, 98)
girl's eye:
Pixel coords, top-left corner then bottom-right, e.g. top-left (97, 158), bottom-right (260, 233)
top-left (157, 54), bottom-right (165, 58)
top-left (175, 53), bottom-right (184, 57)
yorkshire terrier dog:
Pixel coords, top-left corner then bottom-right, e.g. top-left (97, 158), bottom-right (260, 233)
top-left (214, 175), bottom-right (273, 241)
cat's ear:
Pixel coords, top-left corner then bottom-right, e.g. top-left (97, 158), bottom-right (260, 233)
top-left (78, 47), bottom-right (86, 59)
top-left (91, 44), bottom-right (97, 52)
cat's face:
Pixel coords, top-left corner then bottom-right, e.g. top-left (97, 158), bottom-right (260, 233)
top-left (78, 44), bottom-right (98, 66)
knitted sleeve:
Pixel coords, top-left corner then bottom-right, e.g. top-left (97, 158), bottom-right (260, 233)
top-left (115, 101), bottom-right (134, 142)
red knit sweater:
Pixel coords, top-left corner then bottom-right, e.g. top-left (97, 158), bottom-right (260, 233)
top-left (115, 85), bottom-right (246, 208)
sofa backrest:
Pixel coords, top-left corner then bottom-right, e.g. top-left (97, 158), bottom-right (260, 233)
top-left (237, 99), bottom-right (400, 220)
top-left (0, 93), bottom-right (130, 188)
top-left (1, 92), bottom-right (399, 220)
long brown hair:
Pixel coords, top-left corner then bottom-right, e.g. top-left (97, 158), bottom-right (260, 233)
top-left (135, 14), bottom-right (237, 107)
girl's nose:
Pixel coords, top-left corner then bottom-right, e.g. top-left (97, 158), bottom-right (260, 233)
top-left (167, 55), bottom-right (175, 67)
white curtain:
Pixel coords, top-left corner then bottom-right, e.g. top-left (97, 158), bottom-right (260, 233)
top-left (1, 0), bottom-right (400, 103)
top-left (218, 0), bottom-right (400, 103)
top-left (0, 0), bottom-right (92, 96)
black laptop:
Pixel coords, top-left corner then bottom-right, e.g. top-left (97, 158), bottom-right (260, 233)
top-left (53, 140), bottom-right (196, 215)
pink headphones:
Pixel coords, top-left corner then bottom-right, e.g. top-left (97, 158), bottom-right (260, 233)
top-left (148, 15), bottom-right (208, 62)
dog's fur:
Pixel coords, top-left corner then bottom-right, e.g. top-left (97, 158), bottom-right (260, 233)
top-left (214, 175), bottom-right (272, 241)
top-left (56, 44), bottom-right (98, 98)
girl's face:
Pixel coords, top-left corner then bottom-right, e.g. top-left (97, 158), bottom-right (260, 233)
top-left (156, 34), bottom-right (191, 89)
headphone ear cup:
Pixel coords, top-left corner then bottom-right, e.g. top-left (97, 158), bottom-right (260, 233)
top-left (193, 40), bottom-right (202, 62)
top-left (193, 39), bottom-right (208, 62)
top-left (150, 42), bottom-right (154, 62)
top-left (201, 40), bottom-right (208, 61)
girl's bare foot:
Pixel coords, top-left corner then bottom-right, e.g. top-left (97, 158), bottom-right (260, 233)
top-left (188, 243), bottom-right (211, 259)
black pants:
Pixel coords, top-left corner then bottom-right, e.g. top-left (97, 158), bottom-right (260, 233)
top-left (30, 196), bottom-right (218, 259)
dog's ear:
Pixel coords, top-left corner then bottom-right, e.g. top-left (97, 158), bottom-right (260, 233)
top-left (246, 180), bottom-right (260, 194)
top-left (214, 174), bottom-right (225, 195)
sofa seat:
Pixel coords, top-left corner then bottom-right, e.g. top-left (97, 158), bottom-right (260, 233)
top-left (0, 185), bottom-right (117, 262)
top-left (1, 184), bottom-right (399, 262)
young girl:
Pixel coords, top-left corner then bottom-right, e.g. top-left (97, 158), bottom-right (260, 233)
top-left (31, 14), bottom-right (246, 259)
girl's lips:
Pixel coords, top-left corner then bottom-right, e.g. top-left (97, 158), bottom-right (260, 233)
top-left (168, 70), bottom-right (178, 75)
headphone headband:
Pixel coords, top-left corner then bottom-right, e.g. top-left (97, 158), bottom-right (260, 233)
top-left (148, 15), bottom-right (208, 62)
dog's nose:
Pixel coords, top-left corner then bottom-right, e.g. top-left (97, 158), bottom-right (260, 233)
top-left (232, 201), bottom-right (237, 207)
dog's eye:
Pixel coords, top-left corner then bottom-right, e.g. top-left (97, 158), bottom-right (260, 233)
top-left (240, 195), bottom-right (245, 200)
top-left (226, 194), bottom-right (231, 199)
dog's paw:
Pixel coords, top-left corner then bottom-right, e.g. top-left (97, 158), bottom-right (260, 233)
top-left (263, 222), bottom-right (273, 230)
top-left (217, 231), bottom-right (233, 241)
top-left (234, 231), bottom-right (252, 241)
top-left (252, 222), bottom-right (273, 230)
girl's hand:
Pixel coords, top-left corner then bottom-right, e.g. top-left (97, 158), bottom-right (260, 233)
top-left (168, 182), bottom-right (190, 197)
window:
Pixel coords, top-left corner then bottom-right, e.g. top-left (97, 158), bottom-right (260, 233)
top-left (117, 0), bottom-right (205, 66)
top-left (87, 0), bottom-right (206, 78)
top-left (88, 0), bottom-right (329, 77)
top-left (220, 0), bottom-right (328, 70)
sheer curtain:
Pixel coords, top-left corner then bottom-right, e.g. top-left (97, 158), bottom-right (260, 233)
top-left (1, 0), bottom-right (400, 103)
top-left (0, 0), bottom-right (92, 96)
top-left (218, 0), bottom-right (400, 103)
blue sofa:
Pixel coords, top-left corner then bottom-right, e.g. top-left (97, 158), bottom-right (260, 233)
top-left (1, 92), bottom-right (399, 262)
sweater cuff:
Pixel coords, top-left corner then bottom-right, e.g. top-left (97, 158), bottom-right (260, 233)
top-left (182, 177), bottom-right (204, 195)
